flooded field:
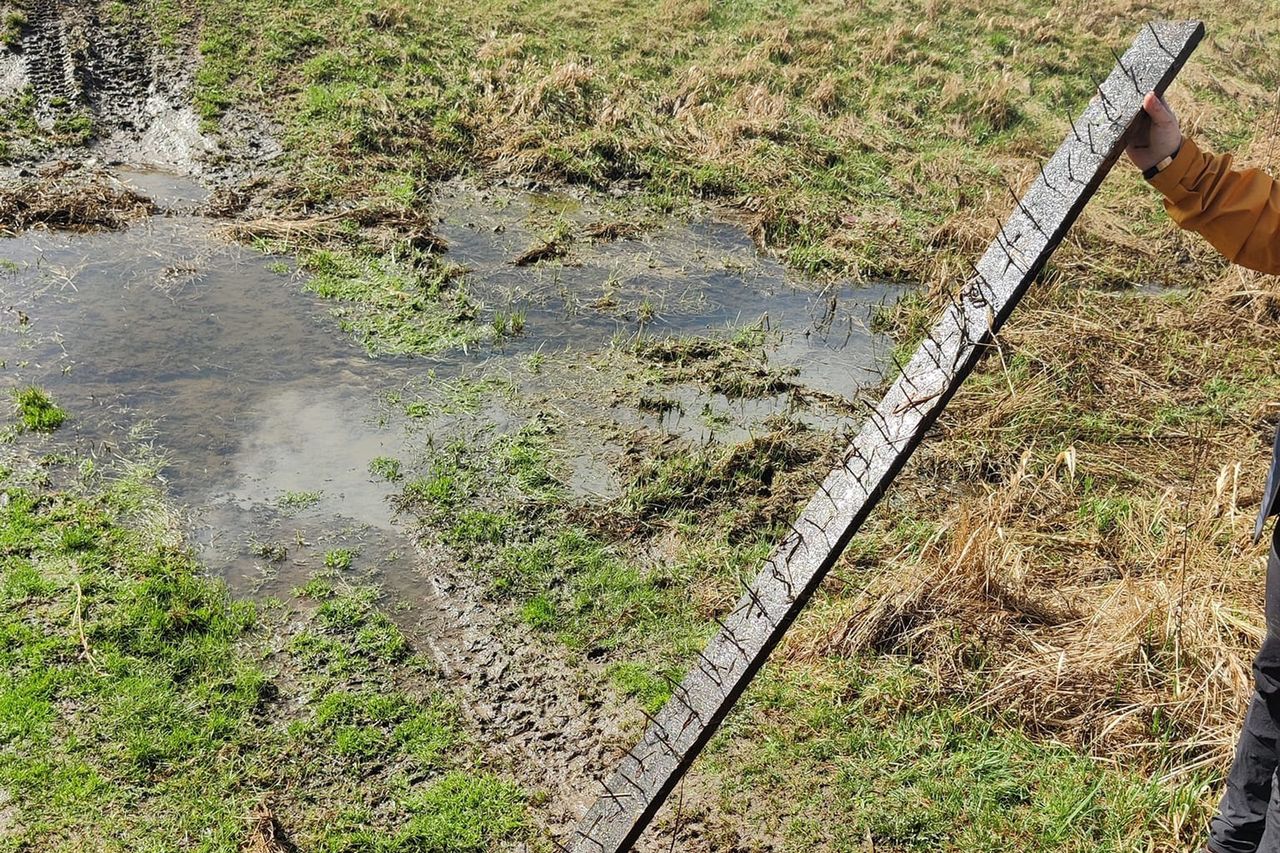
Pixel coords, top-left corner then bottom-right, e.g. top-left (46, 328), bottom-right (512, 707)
top-left (0, 165), bottom-right (905, 835)
top-left (1, 170), bottom-right (902, 601)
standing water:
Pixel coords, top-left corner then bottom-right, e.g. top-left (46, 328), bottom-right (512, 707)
top-left (1, 170), bottom-right (903, 603)
top-left (0, 165), bottom-right (906, 829)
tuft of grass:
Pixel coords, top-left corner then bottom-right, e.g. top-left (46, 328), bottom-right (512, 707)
top-left (392, 771), bottom-right (526, 852)
top-left (491, 309), bottom-right (526, 338)
top-left (1, 10), bottom-right (26, 50)
top-left (298, 248), bottom-right (486, 357)
top-left (520, 594), bottom-right (557, 631)
top-left (307, 689), bottom-right (462, 767)
top-left (629, 326), bottom-right (798, 399)
top-left (292, 584), bottom-right (410, 670)
top-left (12, 386), bottom-right (66, 432)
top-left (278, 489), bottom-right (323, 511)
top-left (369, 455), bottom-right (403, 482)
top-left (323, 547), bottom-right (355, 570)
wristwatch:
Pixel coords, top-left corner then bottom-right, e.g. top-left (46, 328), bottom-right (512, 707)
top-left (1143, 144), bottom-right (1181, 181)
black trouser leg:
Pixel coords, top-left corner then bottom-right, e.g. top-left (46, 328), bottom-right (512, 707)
top-left (1210, 531), bottom-right (1280, 853)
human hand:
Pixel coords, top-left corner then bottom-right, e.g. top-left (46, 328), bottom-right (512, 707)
top-left (1126, 92), bottom-right (1182, 172)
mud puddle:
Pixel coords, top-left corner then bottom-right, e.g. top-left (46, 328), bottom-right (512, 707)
top-left (0, 168), bottom-right (905, 835)
top-left (435, 180), bottom-right (900, 402)
top-left (0, 171), bottom-right (425, 604)
top-left (418, 181), bottom-right (906, 494)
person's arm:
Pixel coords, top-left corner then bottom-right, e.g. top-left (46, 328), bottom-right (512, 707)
top-left (1127, 93), bottom-right (1280, 275)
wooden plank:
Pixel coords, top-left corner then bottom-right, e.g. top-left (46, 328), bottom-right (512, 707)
top-left (567, 20), bottom-right (1205, 853)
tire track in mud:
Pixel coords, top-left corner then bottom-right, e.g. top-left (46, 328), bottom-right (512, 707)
top-left (406, 551), bottom-right (634, 843)
top-left (76, 6), bottom-right (152, 129)
top-left (16, 0), bottom-right (208, 168)
top-left (409, 555), bottom-right (734, 849)
top-left (20, 0), bottom-right (151, 124)
top-left (23, 0), bottom-right (79, 121)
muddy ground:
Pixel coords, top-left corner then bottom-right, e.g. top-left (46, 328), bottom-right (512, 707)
top-left (0, 0), bottom-right (273, 178)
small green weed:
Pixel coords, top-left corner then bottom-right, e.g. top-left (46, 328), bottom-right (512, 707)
top-left (520, 595), bottom-right (557, 631)
top-left (324, 548), bottom-right (355, 570)
top-left (369, 455), bottom-right (402, 482)
top-left (279, 489), bottom-right (323, 511)
top-left (12, 387), bottom-right (66, 432)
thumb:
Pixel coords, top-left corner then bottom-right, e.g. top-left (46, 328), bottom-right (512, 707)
top-left (1143, 92), bottom-right (1176, 126)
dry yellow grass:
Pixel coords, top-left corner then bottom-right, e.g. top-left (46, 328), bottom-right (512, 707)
top-left (787, 262), bottom-right (1280, 792)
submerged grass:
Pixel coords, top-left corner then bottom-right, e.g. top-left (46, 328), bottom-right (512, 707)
top-left (628, 324), bottom-right (800, 399)
top-left (11, 386), bottom-right (65, 432)
top-left (223, 213), bottom-right (493, 357)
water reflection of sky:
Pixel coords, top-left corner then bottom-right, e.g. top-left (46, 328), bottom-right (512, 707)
top-left (0, 170), bottom-right (906, 598)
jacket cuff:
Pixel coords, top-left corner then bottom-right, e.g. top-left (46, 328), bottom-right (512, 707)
top-left (1147, 136), bottom-right (1202, 201)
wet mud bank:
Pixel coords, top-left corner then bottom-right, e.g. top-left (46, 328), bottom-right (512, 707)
top-left (0, 0), bottom-right (272, 177)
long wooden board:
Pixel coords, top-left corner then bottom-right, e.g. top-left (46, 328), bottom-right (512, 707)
top-left (567, 20), bottom-right (1206, 852)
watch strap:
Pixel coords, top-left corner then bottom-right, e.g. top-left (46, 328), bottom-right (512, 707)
top-left (1143, 144), bottom-right (1181, 181)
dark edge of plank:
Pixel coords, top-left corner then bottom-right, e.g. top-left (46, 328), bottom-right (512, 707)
top-left (568, 20), bottom-right (1204, 853)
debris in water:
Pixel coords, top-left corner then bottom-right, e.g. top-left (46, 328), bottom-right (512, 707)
top-left (0, 169), bottom-right (155, 233)
top-left (583, 220), bottom-right (641, 242)
top-left (512, 237), bottom-right (569, 266)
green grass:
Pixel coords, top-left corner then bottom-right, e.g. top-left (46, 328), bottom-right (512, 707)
top-left (293, 581), bottom-right (411, 669)
top-left (629, 326), bottom-right (798, 398)
top-left (11, 386), bottom-right (66, 432)
top-left (402, 418), bottom-right (822, 688)
top-left (278, 488), bottom-right (323, 511)
top-left (306, 689), bottom-right (461, 766)
top-left (128, 0), bottom-right (1274, 287)
top-left (369, 455), bottom-right (403, 482)
top-left (0, 446), bottom-right (527, 850)
top-left (300, 248), bottom-right (487, 357)
top-left (1, 9), bottom-right (25, 50)
top-left (397, 373), bottom-right (517, 419)
top-left (705, 659), bottom-right (1212, 851)
top-left (0, 472), bottom-right (259, 848)
top-left (0, 86), bottom-right (79, 165)
top-left (323, 547), bottom-right (355, 570)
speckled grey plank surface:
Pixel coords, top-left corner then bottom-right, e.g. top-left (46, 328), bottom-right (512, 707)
top-left (568, 20), bottom-right (1205, 853)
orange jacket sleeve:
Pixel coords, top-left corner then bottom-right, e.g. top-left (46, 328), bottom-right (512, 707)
top-left (1148, 137), bottom-right (1280, 275)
